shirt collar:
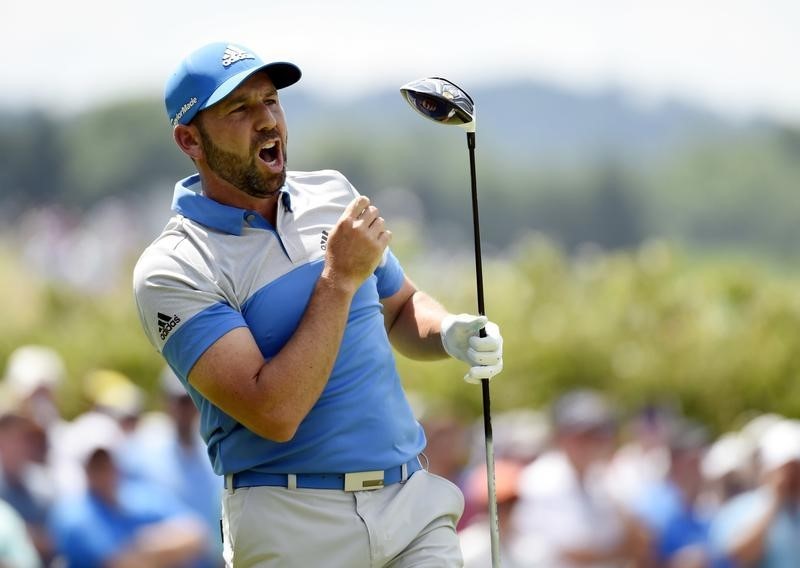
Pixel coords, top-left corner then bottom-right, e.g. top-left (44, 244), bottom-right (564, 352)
top-left (171, 174), bottom-right (293, 235)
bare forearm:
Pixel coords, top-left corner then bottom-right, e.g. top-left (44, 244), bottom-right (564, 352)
top-left (387, 290), bottom-right (449, 360)
top-left (189, 276), bottom-right (354, 442)
top-left (254, 275), bottom-right (354, 437)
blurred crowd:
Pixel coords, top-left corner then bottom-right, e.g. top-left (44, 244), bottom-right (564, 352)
top-left (0, 345), bottom-right (221, 568)
top-left (425, 392), bottom-right (800, 568)
top-left (2, 344), bottom-right (800, 568)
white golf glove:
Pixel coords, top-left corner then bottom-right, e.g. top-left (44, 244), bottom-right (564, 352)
top-left (440, 313), bottom-right (503, 384)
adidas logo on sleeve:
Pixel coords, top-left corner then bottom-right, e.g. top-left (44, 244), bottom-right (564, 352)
top-left (158, 312), bottom-right (181, 340)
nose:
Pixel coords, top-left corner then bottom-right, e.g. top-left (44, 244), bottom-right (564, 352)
top-left (255, 103), bottom-right (277, 131)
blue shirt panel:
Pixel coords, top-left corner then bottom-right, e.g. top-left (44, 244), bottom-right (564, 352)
top-left (162, 237), bottom-right (421, 475)
top-left (221, 255), bottom-right (420, 474)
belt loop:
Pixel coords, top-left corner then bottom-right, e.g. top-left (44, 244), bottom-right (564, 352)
top-left (225, 473), bottom-right (235, 494)
top-left (400, 461), bottom-right (409, 483)
top-left (419, 453), bottom-right (430, 471)
top-left (287, 473), bottom-right (297, 490)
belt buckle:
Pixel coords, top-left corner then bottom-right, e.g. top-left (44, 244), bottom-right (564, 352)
top-left (343, 470), bottom-right (384, 492)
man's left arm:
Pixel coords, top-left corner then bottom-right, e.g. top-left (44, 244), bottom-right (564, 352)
top-left (382, 276), bottom-right (503, 382)
top-left (382, 277), bottom-right (449, 360)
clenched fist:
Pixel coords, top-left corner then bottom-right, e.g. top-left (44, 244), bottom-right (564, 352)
top-left (321, 196), bottom-right (392, 293)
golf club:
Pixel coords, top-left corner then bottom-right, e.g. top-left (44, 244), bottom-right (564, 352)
top-left (400, 77), bottom-right (500, 567)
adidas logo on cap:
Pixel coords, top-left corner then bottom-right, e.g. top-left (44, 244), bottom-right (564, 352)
top-left (221, 45), bottom-right (255, 68)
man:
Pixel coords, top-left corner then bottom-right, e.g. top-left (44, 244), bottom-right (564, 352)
top-left (1, 345), bottom-right (66, 432)
top-left (459, 458), bottom-right (524, 568)
top-left (709, 418), bottom-right (800, 568)
top-left (510, 389), bottom-right (647, 567)
top-left (49, 412), bottom-right (208, 568)
top-left (133, 41), bottom-right (503, 567)
top-left (126, 367), bottom-right (224, 566)
top-left (632, 419), bottom-right (712, 568)
top-left (0, 412), bottom-right (53, 563)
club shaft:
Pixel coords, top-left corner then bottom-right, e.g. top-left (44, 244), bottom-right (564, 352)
top-left (467, 132), bottom-right (486, 321)
top-left (467, 131), bottom-right (500, 567)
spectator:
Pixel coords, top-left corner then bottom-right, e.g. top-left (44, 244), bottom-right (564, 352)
top-left (461, 409), bottom-right (550, 530)
top-left (0, 412), bottom-right (54, 563)
top-left (82, 368), bottom-right (145, 435)
top-left (49, 412), bottom-right (208, 568)
top-left (2, 345), bottom-right (87, 504)
top-left (633, 419), bottom-right (712, 568)
top-left (606, 403), bottom-right (675, 508)
top-left (77, 368), bottom-right (152, 490)
top-left (0, 498), bottom-right (40, 568)
top-left (459, 459), bottom-right (524, 568)
top-left (709, 418), bottom-right (800, 567)
top-left (702, 432), bottom-right (755, 508)
top-left (511, 389), bottom-right (648, 567)
top-left (472, 409), bottom-right (551, 468)
top-left (1, 345), bottom-right (66, 433)
top-left (419, 411), bottom-right (471, 487)
top-left (125, 367), bottom-right (224, 567)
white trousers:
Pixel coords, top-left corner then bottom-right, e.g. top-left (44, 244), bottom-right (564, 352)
top-left (221, 469), bottom-right (465, 567)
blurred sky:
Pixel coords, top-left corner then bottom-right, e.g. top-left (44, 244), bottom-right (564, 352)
top-left (3, 0), bottom-right (799, 123)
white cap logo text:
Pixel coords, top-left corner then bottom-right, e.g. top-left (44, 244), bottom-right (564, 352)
top-left (171, 97), bottom-right (198, 126)
top-left (222, 45), bottom-right (255, 68)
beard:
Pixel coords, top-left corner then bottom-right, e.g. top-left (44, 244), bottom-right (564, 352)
top-left (197, 124), bottom-right (287, 198)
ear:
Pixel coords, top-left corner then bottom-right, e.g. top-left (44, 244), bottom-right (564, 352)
top-left (173, 124), bottom-right (203, 160)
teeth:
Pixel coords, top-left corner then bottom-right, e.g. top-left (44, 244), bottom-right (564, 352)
top-left (262, 141), bottom-right (276, 150)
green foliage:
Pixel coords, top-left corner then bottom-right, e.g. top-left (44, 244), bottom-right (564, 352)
top-left (59, 99), bottom-right (187, 203)
top-left (394, 236), bottom-right (800, 433)
top-left (642, 132), bottom-right (800, 257)
top-left (0, 244), bottom-right (163, 416)
top-left (2, 235), bottom-right (799, 430)
top-left (2, 92), bottom-right (800, 431)
top-left (2, 97), bottom-right (799, 264)
top-left (0, 112), bottom-right (63, 209)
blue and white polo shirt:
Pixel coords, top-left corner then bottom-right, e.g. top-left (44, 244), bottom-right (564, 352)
top-left (133, 170), bottom-right (426, 476)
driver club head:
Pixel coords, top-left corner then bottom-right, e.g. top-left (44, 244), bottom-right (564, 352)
top-left (400, 77), bottom-right (475, 132)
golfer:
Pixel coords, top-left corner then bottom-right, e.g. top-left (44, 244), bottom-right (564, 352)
top-left (133, 41), bottom-right (503, 567)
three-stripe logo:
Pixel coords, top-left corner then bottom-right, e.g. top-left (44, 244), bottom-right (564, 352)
top-left (158, 312), bottom-right (181, 340)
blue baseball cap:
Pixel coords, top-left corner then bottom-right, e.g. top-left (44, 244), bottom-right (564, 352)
top-left (165, 42), bottom-right (301, 126)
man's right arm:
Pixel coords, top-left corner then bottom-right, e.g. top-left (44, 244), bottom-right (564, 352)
top-left (187, 196), bottom-right (389, 442)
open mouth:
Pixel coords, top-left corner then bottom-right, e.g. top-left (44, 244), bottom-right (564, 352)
top-left (258, 140), bottom-right (283, 172)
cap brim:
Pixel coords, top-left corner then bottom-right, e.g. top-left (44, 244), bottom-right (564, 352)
top-left (201, 61), bottom-right (301, 113)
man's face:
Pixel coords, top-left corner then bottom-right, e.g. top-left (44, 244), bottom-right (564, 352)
top-left (559, 425), bottom-right (616, 467)
top-left (86, 449), bottom-right (119, 503)
top-left (195, 72), bottom-right (288, 199)
top-left (779, 461), bottom-right (800, 499)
